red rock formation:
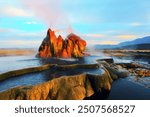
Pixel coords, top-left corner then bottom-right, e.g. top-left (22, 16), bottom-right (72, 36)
top-left (38, 29), bottom-right (87, 58)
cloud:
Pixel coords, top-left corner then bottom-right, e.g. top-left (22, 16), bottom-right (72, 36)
top-left (0, 27), bottom-right (45, 41)
top-left (25, 21), bottom-right (37, 25)
top-left (0, 39), bottom-right (41, 48)
top-left (0, 28), bottom-right (18, 33)
top-left (21, 0), bottom-right (69, 29)
top-left (99, 41), bottom-right (118, 45)
top-left (68, 13), bottom-right (101, 24)
top-left (83, 34), bottom-right (106, 38)
top-left (116, 35), bottom-right (137, 39)
top-left (0, 28), bottom-right (12, 33)
top-left (17, 32), bottom-right (43, 38)
top-left (87, 40), bottom-right (118, 45)
top-left (1, 6), bottom-right (32, 17)
top-left (129, 22), bottom-right (143, 26)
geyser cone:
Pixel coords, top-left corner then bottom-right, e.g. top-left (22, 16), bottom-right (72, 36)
top-left (38, 28), bottom-right (87, 58)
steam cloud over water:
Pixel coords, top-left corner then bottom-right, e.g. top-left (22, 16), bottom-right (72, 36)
top-left (21, 0), bottom-right (70, 31)
top-left (21, 0), bottom-right (86, 43)
top-left (21, 0), bottom-right (94, 43)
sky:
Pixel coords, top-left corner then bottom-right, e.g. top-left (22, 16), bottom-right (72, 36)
top-left (0, 0), bottom-right (150, 48)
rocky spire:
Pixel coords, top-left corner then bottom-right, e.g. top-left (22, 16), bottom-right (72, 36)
top-left (38, 28), bottom-right (87, 58)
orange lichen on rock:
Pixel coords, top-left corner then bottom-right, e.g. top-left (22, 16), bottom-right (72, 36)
top-left (38, 29), bottom-right (87, 58)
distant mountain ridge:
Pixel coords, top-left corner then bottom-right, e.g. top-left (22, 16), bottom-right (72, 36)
top-left (94, 36), bottom-right (150, 50)
top-left (119, 36), bottom-right (150, 46)
top-left (115, 44), bottom-right (150, 50)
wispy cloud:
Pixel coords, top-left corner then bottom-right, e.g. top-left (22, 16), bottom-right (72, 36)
top-left (116, 35), bottom-right (137, 39)
top-left (129, 22), bottom-right (143, 26)
top-left (0, 27), bottom-right (45, 41)
top-left (0, 28), bottom-right (18, 33)
top-left (99, 41), bottom-right (118, 45)
top-left (25, 21), bottom-right (37, 25)
top-left (17, 32), bottom-right (43, 38)
top-left (21, 0), bottom-right (69, 29)
top-left (0, 28), bottom-right (12, 33)
top-left (1, 6), bottom-right (32, 17)
top-left (0, 40), bottom-right (41, 48)
top-left (87, 40), bottom-right (118, 45)
top-left (83, 34), bottom-right (106, 38)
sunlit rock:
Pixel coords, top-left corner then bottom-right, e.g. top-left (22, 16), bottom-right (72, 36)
top-left (38, 29), bottom-right (87, 58)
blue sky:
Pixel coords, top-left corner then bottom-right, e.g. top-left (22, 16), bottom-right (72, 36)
top-left (0, 0), bottom-right (150, 48)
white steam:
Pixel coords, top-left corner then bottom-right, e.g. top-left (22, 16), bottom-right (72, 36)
top-left (21, 0), bottom-right (69, 30)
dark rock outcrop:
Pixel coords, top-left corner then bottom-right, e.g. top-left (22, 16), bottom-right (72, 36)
top-left (38, 29), bottom-right (87, 58)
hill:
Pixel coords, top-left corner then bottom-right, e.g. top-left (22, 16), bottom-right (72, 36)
top-left (94, 36), bottom-right (150, 50)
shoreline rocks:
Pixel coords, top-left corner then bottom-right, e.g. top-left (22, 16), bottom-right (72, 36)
top-left (115, 62), bottom-right (150, 78)
top-left (135, 69), bottom-right (150, 77)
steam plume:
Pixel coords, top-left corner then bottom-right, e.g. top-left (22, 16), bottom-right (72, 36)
top-left (21, 0), bottom-right (69, 29)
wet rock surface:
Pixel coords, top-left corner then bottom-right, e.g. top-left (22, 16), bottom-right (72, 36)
top-left (97, 58), bottom-right (114, 64)
top-left (0, 61), bottom-right (129, 100)
top-left (135, 69), bottom-right (150, 77)
top-left (115, 62), bottom-right (150, 78)
top-left (114, 62), bottom-right (150, 88)
top-left (0, 56), bottom-right (150, 100)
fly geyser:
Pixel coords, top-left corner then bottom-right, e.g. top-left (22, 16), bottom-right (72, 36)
top-left (38, 29), bottom-right (87, 58)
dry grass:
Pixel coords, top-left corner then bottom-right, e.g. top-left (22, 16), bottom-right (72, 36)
top-left (102, 49), bottom-right (150, 57)
top-left (0, 49), bottom-right (36, 56)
